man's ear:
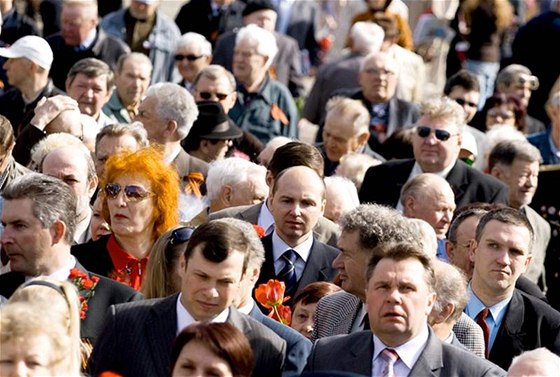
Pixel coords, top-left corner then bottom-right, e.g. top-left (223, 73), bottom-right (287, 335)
top-left (165, 119), bottom-right (179, 138)
top-left (489, 165), bottom-right (503, 179)
top-left (87, 175), bottom-right (99, 199)
top-left (402, 196), bottom-right (415, 215)
top-left (50, 220), bottom-right (67, 245)
top-left (435, 302), bottom-right (455, 324)
top-left (467, 239), bottom-right (478, 263)
top-left (356, 131), bottom-right (369, 148)
top-left (220, 185), bottom-right (233, 206)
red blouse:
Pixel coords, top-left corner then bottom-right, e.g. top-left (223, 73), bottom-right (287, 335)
top-left (106, 235), bottom-right (149, 290)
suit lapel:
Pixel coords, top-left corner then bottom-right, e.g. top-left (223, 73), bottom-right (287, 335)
top-left (445, 161), bottom-right (468, 201)
top-left (409, 329), bottom-right (443, 377)
top-left (257, 233), bottom-right (276, 287)
top-left (297, 239), bottom-right (331, 294)
top-left (146, 294), bottom-right (179, 374)
top-left (240, 202), bottom-right (263, 224)
top-left (347, 332), bottom-right (375, 375)
top-left (489, 290), bottom-right (525, 364)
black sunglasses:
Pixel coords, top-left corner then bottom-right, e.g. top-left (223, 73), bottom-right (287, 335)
top-left (175, 54), bottom-right (204, 62)
top-left (416, 126), bottom-right (457, 141)
top-left (453, 98), bottom-right (478, 108)
top-left (198, 91), bottom-right (229, 101)
top-left (169, 227), bottom-right (195, 245)
top-left (104, 183), bottom-right (153, 202)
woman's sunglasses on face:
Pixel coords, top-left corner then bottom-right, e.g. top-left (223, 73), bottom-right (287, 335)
top-left (104, 183), bottom-right (153, 202)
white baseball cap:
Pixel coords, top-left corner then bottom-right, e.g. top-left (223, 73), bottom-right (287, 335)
top-left (0, 35), bottom-right (53, 70)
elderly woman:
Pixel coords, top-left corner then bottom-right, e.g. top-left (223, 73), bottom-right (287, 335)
top-left (72, 146), bottom-right (180, 290)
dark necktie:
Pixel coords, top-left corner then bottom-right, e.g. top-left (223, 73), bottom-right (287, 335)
top-left (476, 308), bottom-right (491, 358)
top-left (279, 249), bottom-right (298, 294)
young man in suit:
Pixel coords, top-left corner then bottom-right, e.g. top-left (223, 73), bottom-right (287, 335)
top-left (305, 243), bottom-right (505, 376)
top-left (256, 165), bottom-right (339, 304)
top-left (0, 173), bottom-right (141, 347)
top-left (466, 207), bottom-right (560, 370)
top-left (88, 219), bottom-right (286, 377)
top-left (359, 96), bottom-right (508, 208)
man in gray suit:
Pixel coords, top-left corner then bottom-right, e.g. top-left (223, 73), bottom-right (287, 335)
top-left (88, 219), bottom-right (286, 377)
top-left (305, 243), bottom-right (505, 376)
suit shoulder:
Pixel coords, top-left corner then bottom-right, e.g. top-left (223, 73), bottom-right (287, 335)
top-left (95, 274), bottom-right (143, 299)
top-left (238, 312), bottom-right (287, 348)
top-left (465, 165), bottom-right (507, 190)
top-left (207, 204), bottom-right (253, 220)
top-left (441, 342), bottom-right (506, 375)
top-left (315, 331), bottom-right (368, 348)
top-left (516, 289), bottom-right (560, 320)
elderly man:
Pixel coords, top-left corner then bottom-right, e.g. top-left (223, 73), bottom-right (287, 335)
top-left (46, 0), bottom-right (129, 90)
top-left (103, 53), bottom-right (153, 124)
top-left (41, 144), bottom-right (98, 244)
top-left (0, 35), bottom-right (64, 135)
top-left (323, 176), bottom-right (359, 224)
top-left (101, 0), bottom-right (180, 84)
top-left (360, 96), bottom-right (509, 207)
top-left (306, 243), bottom-right (505, 376)
top-left (488, 140), bottom-right (551, 291)
top-left (206, 157), bottom-right (267, 214)
top-left (318, 96), bottom-right (385, 176)
top-left (507, 348), bottom-right (560, 377)
top-left (465, 208), bottom-right (560, 369)
top-left (0, 173), bottom-right (141, 346)
top-left (228, 24), bottom-right (299, 144)
top-left (528, 90), bottom-right (560, 165)
top-left (175, 32), bottom-right (212, 92)
top-left (88, 219), bottom-right (287, 377)
top-left (400, 173), bottom-right (456, 261)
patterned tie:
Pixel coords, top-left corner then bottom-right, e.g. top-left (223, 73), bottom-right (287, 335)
top-left (476, 308), bottom-right (491, 358)
top-left (381, 348), bottom-right (399, 377)
top-left (279, 249), bottom-right (298, 294)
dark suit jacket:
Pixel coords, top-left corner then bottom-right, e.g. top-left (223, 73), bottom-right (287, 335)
top-left (71, 234), bottom-right (113, 278)
top-left (256, 233), bottom-right (339, 305)
top-left (0, 262), bottom-right (142, 346)
top-left (89, 294), bottom-right (286, 377)
top-left (305, 328), bottom-right (506, 376)
top-left (207, 202), bottom-right (340, 247)
top-left (489, 289), bottom-right (560, 370)
top-left (249, 301), bottom-right (312, 374)
top-left (359, 158), bottom-right (509, 208)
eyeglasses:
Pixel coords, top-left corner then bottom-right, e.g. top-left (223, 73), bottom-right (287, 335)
top-left (104, 183), bottom-right (153, 202)
top-left (175, 54), bottom-right (205, 62)
top-left (453, 98), bottom-right (478, 108)
top-left (362, 68), bottom-right (396, 77)
top-left (513, 74), bottom-right (539, 90)
top-left (169, 227), bottom-right (195, 245)
top-left (198, 91), bottom-right (229, 101)
top-left (416, 126), bottom-right (458, 141)
top-left (487, 110), bottom-right (514, 119)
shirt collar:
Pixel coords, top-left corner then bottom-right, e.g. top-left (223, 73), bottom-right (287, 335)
top-left (25, 255), bottom-right (77, 282)
top-left (176, 293), bottom-right (230, 334)
top-left (372, 325), bottom-right (430, 370)
top-left (465, 283), bottom-right (512, 321)
top-left (257, 200), bottom-right (275, 235)
top-left (271, 230), bottom-right (313, 263)
top-left (80, 27), bottom-right (97, 50)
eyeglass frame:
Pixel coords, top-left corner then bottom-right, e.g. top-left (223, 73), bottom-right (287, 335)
top-left (175, 54), bottom-right (205, 62)
top-left (198, 91), bottom-right (230, 101)
top-left (104, 183), bottom-right (154, 202)
top-left (169, 226), bottom-right (195, 246)
top-left (415, 126), bottom-right (459, 141)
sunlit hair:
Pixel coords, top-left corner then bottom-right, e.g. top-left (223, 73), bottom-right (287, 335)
top-left (293, 281), bottom-right (342, 306)
top-left (192, 64), bottom-right (236, 92)
top-left (28, 133), bottom-right (85, 172)
top-left (176, 32), bottom-right (212, 56)
top-left (170, 322), bottom-right (254, 377)
top-left (417, 96), bottom-right (466, 134)
top-left (101, 146), bottom-right (180, 240)
top-left (235, 24), bottom-right (278, 70)
top-left (432, 260), bottom-right (468, 322)
top-left (350, 21), bottom-right (384, 54)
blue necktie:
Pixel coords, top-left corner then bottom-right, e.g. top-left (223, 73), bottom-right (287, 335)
top-left (279, 249), bottom-right (298, 295)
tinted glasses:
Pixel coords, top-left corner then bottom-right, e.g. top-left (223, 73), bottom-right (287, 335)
top-left (416, 126), bottom-right (457, 141)
top-left (453, 98), bottom-right (478, 108)
top-left (175, 54), bottom-right (204, 62)
top-left (198, 91), bottom-right (229, 101)
top-left (169, 227), bottom-right (195, 245)
top-left (104, 183), bottom-right (153, 202)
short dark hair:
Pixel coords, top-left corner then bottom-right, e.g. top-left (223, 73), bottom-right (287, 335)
top-left (267, 141), bottom-right (324, 179)
top-left (447, 203), bottom-right (499, 244)
top-left (292, 281), bottom-right (342, 306)
top-left (488, 139), bottom-right (542, 171)
top-left (475, 207), bottom-right (534, 254)
top-left (444, 69), bottom-right (480, 94)
top-left (66, 57), bottom-right (114, 92)
top-left (0, 115), bottom-right (14, 154)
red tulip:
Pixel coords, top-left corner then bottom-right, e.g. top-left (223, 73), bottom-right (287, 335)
top-left (255, 279), bottom-right (287, 309)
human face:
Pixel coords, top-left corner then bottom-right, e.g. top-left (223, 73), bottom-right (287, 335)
top-left (90, 196), bottom-right (111, 241)
top-left (502, 78), bottom-right (534, 108)
top-left (194, 76), bottom-right (237, 113)
top-left (229, 175), bottom-right (268, 207)
top-left (269, 167), bottom-right (326, 247)
top-left (201, 139), bottom-right (233, 162)
top-left (366, 257), bottom-right (436, 347)
top-left (61, 5), bottom-right (97, 47)
top-left (497, 159), bottom-right (539, 209)
top-left (244, 9), bottom-right (277, 32)
top-left (3, 57), bottom-right (32, 88)
top-left (233, 39), bottom-right (268, 87)
top-left (135, 95), bottom-right (168, 144)
top-left (180, 246), bottom-right (245, 321)
top-left (66, 73), bottom-right (111, 119)
top-left (129, 0), bottom-right (159, 20)
top-left (171, 339), bottom-right (233, 377)
top-left (486, 105), bottom-right (516, 128)
top-left (114, 57), bottom-right (152, 108)
top-left (412, 117), bottom-right (462, 172)
top-left (291, 301), bottom-right (317, 339)
top-left (358, 54), bottom-right (399, 103)
top-left (105, 174), bottom-right (155, 238)
top-left (0, 334), bottom-right (62, 377)
top-left (332, 230), bottom-right (369, 300)
top-left (323, 111), bottom-right (365, 163)
top-left (448, 87), bottom-right (480, 123)
top-left (175, 45), bottom-right (211, 84)
top-left (404, 187), bottom-right (456, 239)
top-left (1, 199), bottom-right (56, 276)
top-left (95, 134), bottom-right (142, 177)
top-left (470, 220), bottom-right (532, 303)
top-left (446, 215), bottom-right (479, 278)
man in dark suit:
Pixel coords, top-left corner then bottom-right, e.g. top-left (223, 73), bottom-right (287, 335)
top-left (0, 173), bottom-right (141, 347)
top-left (359, 96), bottom-right (509, 207)
top-left (306, 243), bottom-right (505, 376)
top-left (88, 219), bottom-right (286, 377)
top-left (255, 165), bottom-right (339, 304)
top-left (466, 207), bottom-right (560, 370)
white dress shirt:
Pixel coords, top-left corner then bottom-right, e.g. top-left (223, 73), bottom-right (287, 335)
top-left (271, 230), bottom-right (313, 281)
top-left (176, 293), bottom-right (230, 335)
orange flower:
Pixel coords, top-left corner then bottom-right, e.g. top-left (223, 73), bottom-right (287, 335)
top-left (255, 279), bottom-right (292, 325)
top-left (270, 304), bottom-right (292, 325)
top-left (252, 224), bottom-right (265, 238)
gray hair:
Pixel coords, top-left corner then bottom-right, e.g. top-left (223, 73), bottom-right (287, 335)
top-left (335, 153), bottom-right (382, 191)
top-left (508, 348), bottom-right (560, 376)
top-left (324, 176), bottom-right (359, 206)
top-left (94, 122), bottom-right (149, 155)
top-left (432, 259), bottom-right (468, 322)
top-left (325, 96), bottom-right (370, 135)
top-left (66, 57), bottom-right (113, 92)
top-left (417, 96), bottom-right (467, 134)
top-left (407, 218), bottom-right (438, 257)
top-left (144, 83), bottom-right (199, 139)
top-left (496, 64), bottom-right (533, 87)
top-left (192, 64), bottom-right (236, 92)
top-left (400, 173), bottom-right (453, 207)
top-left (359, 51), bottom-right (399, 75)
top-left (28, 133), bottom-right (87, 172)
top-left (235, 24), bottom-right (278, 69)
top-left (217, 218), bottom-right (265, 269)
top-left (41, 144), bottom-right (97, 181)
top-left (176, 32), bottom-right (212, 56)
top-left (63, 0), bottom-right (98, 21)
top-left (116, 52), bottom-right (153, 75)
top-left (488, 139), bottom-right (542, 170)
top-left (350, 21), bottom-right (385, 54)
top-left (3, 173), bottom-right (77, 244)
top-left (206, 157), bottom-right (267, 203)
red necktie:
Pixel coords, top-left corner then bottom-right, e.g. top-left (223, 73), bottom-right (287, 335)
top-left (476, 308), bottom-right (490, 358)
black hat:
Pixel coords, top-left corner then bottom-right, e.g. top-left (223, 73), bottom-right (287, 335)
top-left (242, 0), bottom-right (277, 17)
top-left (190, 101), bottom-right (243, 140)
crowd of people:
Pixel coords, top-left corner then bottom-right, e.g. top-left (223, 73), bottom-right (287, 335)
top-left (0, 0), bottom-right (560, 376)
